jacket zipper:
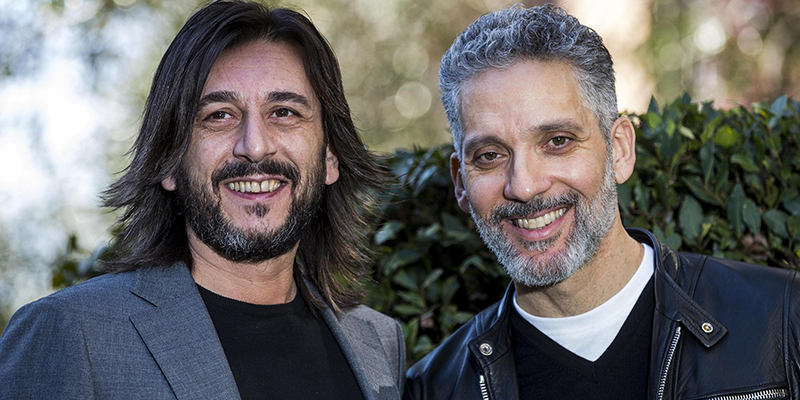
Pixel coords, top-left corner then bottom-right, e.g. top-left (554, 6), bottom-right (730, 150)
top-left (657, 326), bottom-right (682, 400)
top-left (479, 374), bottom-right (490, 400)
top-left (704, 388), bottom-right (788, 400)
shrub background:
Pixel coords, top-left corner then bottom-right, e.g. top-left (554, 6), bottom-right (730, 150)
top-left (37, 96), bottom-right (800, 365)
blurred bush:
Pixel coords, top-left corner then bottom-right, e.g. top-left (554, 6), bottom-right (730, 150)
top-left (47, 95), bottom-right (800, 364)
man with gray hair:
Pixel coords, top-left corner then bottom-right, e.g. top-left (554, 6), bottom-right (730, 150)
top-left (405, 5), bottom-right (800, 400)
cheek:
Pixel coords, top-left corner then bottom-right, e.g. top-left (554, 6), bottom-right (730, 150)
top-left (464, 173), bottom-right (507, 211)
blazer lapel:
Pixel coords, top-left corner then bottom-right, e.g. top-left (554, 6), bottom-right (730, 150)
top-left (128, 264), bottom-right (241, 400)
top-left (321, 307), bottom-right (400, 400)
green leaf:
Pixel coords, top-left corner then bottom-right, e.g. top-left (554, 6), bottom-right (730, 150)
top-left (459, 254), bottom-right (499, 277)
top-left (394, 304), bottom-right (423, 316)
top-left (763, 209), bottom-right (789, 238)
top-left (770, 94), bottom-right (787, 117)
top-left (727, 184), bottom-right (745, 238)
top-left (617, 182), bottom-right (632, 215)
top-left (382, 248), bottom-right (422, 275)
top-left (681, 178), bottom-right (722, 206)
top-left (742, 199), bottom-right (761, 234)
top-left (634, 181), bottom-right (651, 211)
top-left (714, 126), bottom-right (739, 148)
top-left (647, 96), bottom-right (660, 114)
top-left (393, 269), bottom-right (420, 290)
top-left (375, 221), bottom-right (404, 245)
top-left (643, 112), bottom-right (662, 129)
top-left (416, 223), bottom-right (441, 241)
top-left (700, 140), bottom-right (715, 184)
top-left (678, 124), bottom-right (695, 140)
top-left (731, 154), bottom-right (760, 173)
top-left (787, 216), bottom-right (800, 239)
top-left (397, 291), bottom-right (427, 309)
top-left (784, 196), bottom-right (800, 216)
top-left (421, 269), bottom-right (444, 289)
top-left (439, 276), bottom-right (460, 305)
top-left (665, 234), bottom-right (683, 250)
top-left (679, 196), bottom-right (704, 240)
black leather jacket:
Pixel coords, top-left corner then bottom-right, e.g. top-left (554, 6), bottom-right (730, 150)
top-left (405, 229), bottom-right (800, 400)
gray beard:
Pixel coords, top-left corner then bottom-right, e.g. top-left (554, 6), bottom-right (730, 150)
top-left (469, 153), bottom-right (618, 288)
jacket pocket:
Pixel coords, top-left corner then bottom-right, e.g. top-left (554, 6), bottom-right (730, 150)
top-left (693, 387), bottom-right (788, 400)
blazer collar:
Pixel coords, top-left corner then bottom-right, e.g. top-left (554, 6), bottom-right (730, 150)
top-left (128, 265), bottom-right (398, 400)
top-left (128, 263), bottom-right (241, 400)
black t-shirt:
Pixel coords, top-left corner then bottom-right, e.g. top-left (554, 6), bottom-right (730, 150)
top-left (511, 278), bottom-right (655, 400)
top-left (198, 285), bottom-right (365, 400)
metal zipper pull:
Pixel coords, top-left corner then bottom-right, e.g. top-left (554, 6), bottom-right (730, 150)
top-left (657, 326), bottom-right (682, 400)
top-left (704, 388), bottom-right (788, 400)
top-left (479, 374), bottom-right (490, 400)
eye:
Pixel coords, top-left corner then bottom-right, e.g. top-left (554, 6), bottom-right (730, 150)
top-left (271, 108), bottom-right (297, 118)
top-left (479, 152), bottom-right (499, 162)
top-left (548, 136), bottom-right (571, 147)
top-left (206, 110), bottom-right (232, 120)
top-left (473, 150), bottom-right (504, 168)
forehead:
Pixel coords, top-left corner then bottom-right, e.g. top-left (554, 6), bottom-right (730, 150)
top-left (459, 60), bottom-right (595, 145)
top-left (202, 40), bottom-right (315, 101)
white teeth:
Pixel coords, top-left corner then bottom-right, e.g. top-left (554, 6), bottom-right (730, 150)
top-left (514, 208), bottom-right (566, 230)
top-left (227, 179), bottom-right (282, 193)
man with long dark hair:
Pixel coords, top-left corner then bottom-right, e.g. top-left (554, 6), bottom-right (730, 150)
top-left (0, 2), bottom-right (404, 399)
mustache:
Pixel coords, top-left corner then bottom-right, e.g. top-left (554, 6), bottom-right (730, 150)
top-left (489, 191), bottom-right (579, 224)
top-left (211, 159), bottom-right (300, 188)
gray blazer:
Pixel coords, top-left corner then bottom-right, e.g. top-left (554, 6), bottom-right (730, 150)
top-left (0, 263), bottom-right (405, 399)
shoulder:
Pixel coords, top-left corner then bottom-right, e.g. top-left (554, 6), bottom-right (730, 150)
top-left (342, 305), bottom-right (404, 354)
top-left (679, 251), bottom-right (796, 292)
top-left (345, 305), bottom-right (399, 329)
top-left (12, 271), bottom-right (138, 318)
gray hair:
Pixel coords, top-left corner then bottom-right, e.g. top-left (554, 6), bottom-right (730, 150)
top-left (440, 4), bottom-right (617, 158)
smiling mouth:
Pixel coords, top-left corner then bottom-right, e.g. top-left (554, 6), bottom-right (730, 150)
top-left (511, 207), bottom-right (567, 230)
top-left (226, 179), bottom-right (283, 194)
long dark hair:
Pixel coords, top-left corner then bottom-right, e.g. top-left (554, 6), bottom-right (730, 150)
top-left (103, 0), bottom-right (389, 312)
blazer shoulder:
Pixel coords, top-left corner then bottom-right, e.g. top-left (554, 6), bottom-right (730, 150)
top-left (342, 305), bottom-right (406, 390)
top-left (41, 272), bottom-right (135, 306)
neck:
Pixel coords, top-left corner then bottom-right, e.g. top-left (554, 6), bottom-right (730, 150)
top-left (515, 220), bottom-right (644, 318)
top-left (187, 229), bottom-right (299, 305)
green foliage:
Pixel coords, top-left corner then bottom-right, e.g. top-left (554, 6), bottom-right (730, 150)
top-left (624, 94), bottom-right (800, 268)
top-left (51, 234), bottom-right (114, 290)
top-left (363, 147), bottom-right (507, 364)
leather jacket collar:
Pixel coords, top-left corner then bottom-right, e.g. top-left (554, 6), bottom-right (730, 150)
top-left (463, 228), bottom-right (731, 400)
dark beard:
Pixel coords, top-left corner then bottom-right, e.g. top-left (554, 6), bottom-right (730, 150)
top-left (175, 155), bottom-right (325, 264)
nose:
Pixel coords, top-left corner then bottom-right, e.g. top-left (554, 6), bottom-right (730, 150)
top-left (232, 113), bottom-right (277, 163)
top-left (503, 154), bottom-right (551, 203)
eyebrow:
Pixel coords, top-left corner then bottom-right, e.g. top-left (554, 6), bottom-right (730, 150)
top-left (268, 91), bottom-right (311, 108)
top-left (534, 119), bottom-right (584, 135)
top-left (196, 90), bottom-right (313, 110)
top-left (197, 91), bottom-right (238, 109)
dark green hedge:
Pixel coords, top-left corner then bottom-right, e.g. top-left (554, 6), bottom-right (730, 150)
top-left (49, 95), bottom-right (800, 365)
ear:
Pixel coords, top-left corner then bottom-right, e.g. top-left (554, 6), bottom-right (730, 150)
top-left (325, 145), bottom-right (340, 185)
top-left (610, 116), bottom-right (636, 184)
top-left (450, 152), bottom-right (470, 213)
top-left (162, 175), bottom-right (177, 191)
